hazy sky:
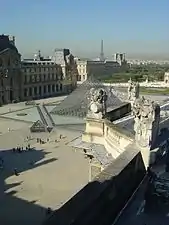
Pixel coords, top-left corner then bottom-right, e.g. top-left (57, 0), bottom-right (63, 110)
top-left (0, 0), bottom-right (169, 59)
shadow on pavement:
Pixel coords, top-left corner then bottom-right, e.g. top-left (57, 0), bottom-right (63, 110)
top-left (43, 150), bottom-right (146, 225)
top-left (0, 148), bottom-right (57, 225)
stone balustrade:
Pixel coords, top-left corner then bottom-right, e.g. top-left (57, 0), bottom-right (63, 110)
top-left (104, 120), bottom-right (134, 158)
top-left (82, 117), bottom-right (134, 159)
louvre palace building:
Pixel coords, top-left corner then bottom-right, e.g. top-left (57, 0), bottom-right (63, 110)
top-left (0, 34), bottom-right (78, 105)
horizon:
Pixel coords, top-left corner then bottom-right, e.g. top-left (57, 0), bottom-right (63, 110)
top-left (1, 0), bottom-right (169, 60)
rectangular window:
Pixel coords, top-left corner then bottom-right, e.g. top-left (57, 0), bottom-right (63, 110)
top-left (52, 73), bottom-right (54, 80)
top-left (24, 75), bottom-right (27, 84)
top-left (32, 75), bottom-right (35, 82)
top-left (36, 74), bottom-right (40, 82)
top-left (55, 74), bottom-right (58, 80)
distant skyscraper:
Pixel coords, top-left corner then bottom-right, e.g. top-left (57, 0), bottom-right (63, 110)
top-left (99, 40), bottom-right (105, 61)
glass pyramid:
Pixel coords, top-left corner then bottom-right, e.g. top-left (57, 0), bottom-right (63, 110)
top-left (51, 77), bottom-right (124, 118)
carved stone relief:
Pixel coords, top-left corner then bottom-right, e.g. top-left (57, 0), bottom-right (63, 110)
top-left (87, 88), bottom-right (108, 119)
top-left (127, 79), bottom-right (139, 102)
top-left (133, 96), bottom-right (160, 149)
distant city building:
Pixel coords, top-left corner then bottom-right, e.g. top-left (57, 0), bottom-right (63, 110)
top-left (0, 34), bottom-right (22, 105)
top-left (75, 40), bottom-right (127, 82)
top-left (113, 53), bottom-right (126, 65)
top-left (128, 59), bottom-right (169, 65)
top-left (164, 71), bottom-right (169, 83)
top-left (75, 55), bottom-right (127, 82)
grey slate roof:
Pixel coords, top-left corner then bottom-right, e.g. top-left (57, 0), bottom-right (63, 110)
top-left (0, 44), bottom-right (18, 54)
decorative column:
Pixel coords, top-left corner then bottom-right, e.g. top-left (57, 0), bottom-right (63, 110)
top-left (4, 88), bottom-right (10, 103)
top-left (36, 86), bottom-right (39, 98)
top-left (0, 90), bottom-right (3, 106)
top-left (32, 87), bottom-right (34, 98)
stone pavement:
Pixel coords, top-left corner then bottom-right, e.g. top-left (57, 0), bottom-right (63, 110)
top-left (0, 116), bottom-right (89, 225)
top-left (0, 96), bottom-right (67, 115)
top-left (0, 102), bottom-right (32, 115)
top-left (34, 96), bottom-right (67, 105)
top-left (0, 118), bottom-right (29, 136)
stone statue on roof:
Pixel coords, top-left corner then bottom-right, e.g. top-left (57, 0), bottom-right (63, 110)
top-left (128, 79), bottom-right (139, 102)
top-left (133, 96), bottom-right (160, 149)
top-left (87, 88), bottom-right (108, 119)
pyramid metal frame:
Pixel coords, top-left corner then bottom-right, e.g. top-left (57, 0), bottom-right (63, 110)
top-left (30, 120), bottom-right (46, 132)
top-left (51, 77), bottom-right (124, 118)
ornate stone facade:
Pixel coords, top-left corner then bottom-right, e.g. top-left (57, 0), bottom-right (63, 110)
top-left (65, 53), bottom-right (78, 89)
top-left (52, 48), bottom-right (78, 87)
top-left (87, 88), bottom-right (108, 119)
top-left (133, 96), bottom-right (160, 149)
top-left (21, 50), bottom-right (78, 101)
top-left (21, 57), bottom-right (64, 101)
top-left (0, 35), bottom-right (21, 105)
top-left (75, 58), bottom-right (121, 82)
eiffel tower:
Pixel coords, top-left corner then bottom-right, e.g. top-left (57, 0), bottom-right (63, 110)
top-left (51, 77), bottom-right (124, 118)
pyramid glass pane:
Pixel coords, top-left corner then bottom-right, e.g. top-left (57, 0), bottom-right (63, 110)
top-left (51, 77), bottom-right (124, 118)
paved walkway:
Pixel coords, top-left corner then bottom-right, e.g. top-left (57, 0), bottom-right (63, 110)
top-left (0, 102), bottom-right (31, 115)
top-left (0, 117), bottom-right (89, 225)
